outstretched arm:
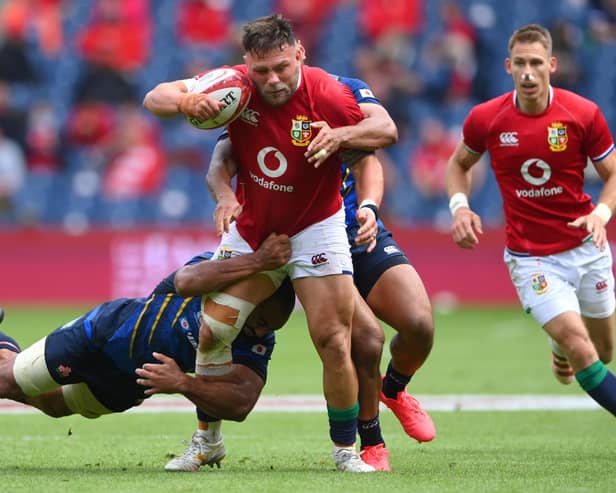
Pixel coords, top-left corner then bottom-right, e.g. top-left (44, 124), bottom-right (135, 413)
top-left (136, 352), bottom-right (264, 421)
top-left (143, 79), bottom-right (225, 120)
top-left (446, 140), bottom-right (484, 249)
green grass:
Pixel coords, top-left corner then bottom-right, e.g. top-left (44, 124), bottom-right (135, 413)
top-left (1, 304), bottom-right (615, 492)
top-left (1, 411), bottom-right (613, 493)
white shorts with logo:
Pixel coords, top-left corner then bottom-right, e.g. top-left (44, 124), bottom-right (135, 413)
top-left (213, 207), bottom-right (353, 287)
top-left (504, 241), bottom-right (616, 326)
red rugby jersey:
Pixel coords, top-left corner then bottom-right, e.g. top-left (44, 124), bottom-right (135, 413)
top-left (226, 65), bottom-right (364, 249)
top-left (463, 87), bottom-right (615, 255)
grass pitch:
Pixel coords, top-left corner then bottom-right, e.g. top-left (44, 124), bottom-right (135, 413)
top-left (1, 304), bottom-right (614, 492)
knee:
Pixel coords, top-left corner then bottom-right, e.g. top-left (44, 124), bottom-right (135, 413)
top-left (224, 402), bottom-right (252, 422)
top-left (562, 334), bottom-right (600, 369)
top-left (312, 326), bottom-right (352, 361)
top-left (398, 311), bottom-right (434, 349)
top-left (352, 323), bottom-right (384, 370)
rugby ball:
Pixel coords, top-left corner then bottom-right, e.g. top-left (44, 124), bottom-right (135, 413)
top-left (186, 68), bottom-right (252, 129)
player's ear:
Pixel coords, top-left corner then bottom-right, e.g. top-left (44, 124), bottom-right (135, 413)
top-left (549, 56), bottom-right (557, 74)
top-left (296, 41), bottom-right (306, 62)
top-left (505, 58), bottom-right (512, 74)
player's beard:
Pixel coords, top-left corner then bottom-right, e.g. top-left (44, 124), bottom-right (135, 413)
top-left (259, 85), bottom-right (293, 106)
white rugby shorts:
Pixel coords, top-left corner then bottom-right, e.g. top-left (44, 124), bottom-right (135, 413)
top-left (504, 240), bottom-right (616, 326)
top-left (212, 207), bottom-right (353, 287)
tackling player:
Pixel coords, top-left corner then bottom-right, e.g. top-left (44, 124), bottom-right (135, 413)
top-left (0, 234), bottom-right (292, 428)
top-left (446, 23), bottom-right (616, 416)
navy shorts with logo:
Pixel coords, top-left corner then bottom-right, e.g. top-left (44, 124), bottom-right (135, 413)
top-left (45, 299), bottom-right (146, 412)
top-left (347, 224), bottom-right (410, 299)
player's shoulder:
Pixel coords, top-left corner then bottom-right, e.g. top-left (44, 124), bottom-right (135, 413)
top-left (552, 87), bottom-right (599, 115)
top-left (303, 65), bottom-right (344, 90)
top-left (330, 74), bottom-right (380, 104)
top-left (471, 92), bottom-right (512, 116)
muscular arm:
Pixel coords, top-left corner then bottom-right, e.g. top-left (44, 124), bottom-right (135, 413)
top-left (568, 150), bottom-right (616, 250)
top-left (136, 353), bottom-right (264, 421)
top-left (143, 79), bottom-right (225, 120)
top-left (328, 103), bottom-right (398, 151)
top-left (306, 102), bottom-right (398, 166)
top-left (592, 151), bottom-right (616, 211)
top-left (143, 80), bottom-right (189, 117)
top-left (174, 233), bottom-right (291, 296)
top-left (206, 137), bottom-right (243, 235)
top-left (446, 140), bottom-right (484, 249)
top-left (350, 154), bottom-right (384, 251)
top-left (446, 141), bottom-right (482, 198)
top-left (351, 154), bottom-right (384, 207)
top-left (206, 137), bottom-right (237, 202)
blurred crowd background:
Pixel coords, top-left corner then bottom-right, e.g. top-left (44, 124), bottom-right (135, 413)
top-left (0, 0), bottom-right (615, 233)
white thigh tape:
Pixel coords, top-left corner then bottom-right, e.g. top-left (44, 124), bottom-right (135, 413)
top-left (62, 383), bottom-right (113, 419)
top-left (203, 292), bottom-right (257, 334)
top-left (12, 338), bottom-right (57, 396)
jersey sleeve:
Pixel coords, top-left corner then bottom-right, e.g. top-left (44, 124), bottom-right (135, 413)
top-left (149, 252), bottom-right (214, 295)
top-left (586, 105), bottom-right (615, 161)
top-left (337, 76), bottom-right (381, 105)
top-left (461, 107), bottom-right (487, 155)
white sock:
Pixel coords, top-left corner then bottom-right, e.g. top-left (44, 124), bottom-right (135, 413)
top-left (197, 421), bottom-right (222, 441)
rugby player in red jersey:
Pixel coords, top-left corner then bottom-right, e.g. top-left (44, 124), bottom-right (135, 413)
top-left (446, 24), bottom-right (616, 416)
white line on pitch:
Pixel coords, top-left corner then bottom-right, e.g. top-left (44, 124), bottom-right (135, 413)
top-left (0, 394), bottom-right (600, 414)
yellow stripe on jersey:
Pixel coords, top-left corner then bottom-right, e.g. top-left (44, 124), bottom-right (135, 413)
top-left (340, 166), bottom-right (352, 197)
top-left (147, 293), bottom-right (173, 345)
top-left (129, 296), bottom-right (154, 358)
top-left (171, 296), bottom-right (193, 329)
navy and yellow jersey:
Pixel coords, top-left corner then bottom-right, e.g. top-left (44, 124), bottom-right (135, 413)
top-left (44, 295), bottom-right (202, 412)
top-left (333, 76), bottom-right (384, 231)
top-left (43, 252), bottom-right (275, 412)
top-left (150, 251), bottom-right (275, 381)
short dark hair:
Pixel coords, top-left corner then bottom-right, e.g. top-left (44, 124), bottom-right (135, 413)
top-left (242, 13), bottom-right (297, 57)
top-left (508, 24), bottom-right (552, 55)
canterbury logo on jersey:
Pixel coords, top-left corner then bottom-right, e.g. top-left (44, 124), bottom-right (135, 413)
top-left (240, 107), bottom-right (260, 125)
top-left (499, 132), bottom-right (519, 146)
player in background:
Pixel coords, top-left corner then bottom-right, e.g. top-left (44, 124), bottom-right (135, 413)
top-left (164, 75), bottom-right (432, 473)
top-left (334, 76), bottom-right (435, 448)
top-left (0, 234), bottom-right (294, 432)
top-left (446, 23), bottom-right (616, 416)
top-left (143, 14), bottom-right (384, 472)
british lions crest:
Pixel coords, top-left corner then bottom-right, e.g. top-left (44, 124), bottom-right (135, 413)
top-left (547, 122), bottom-right (567, 152)
top-left (291, 115), bottom-right (311, 147)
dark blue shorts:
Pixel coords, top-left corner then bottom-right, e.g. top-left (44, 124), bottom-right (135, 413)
top-left (45, 303), bottom-right (146, 412)
top-left (348, 225), bottom-right (410, 299)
